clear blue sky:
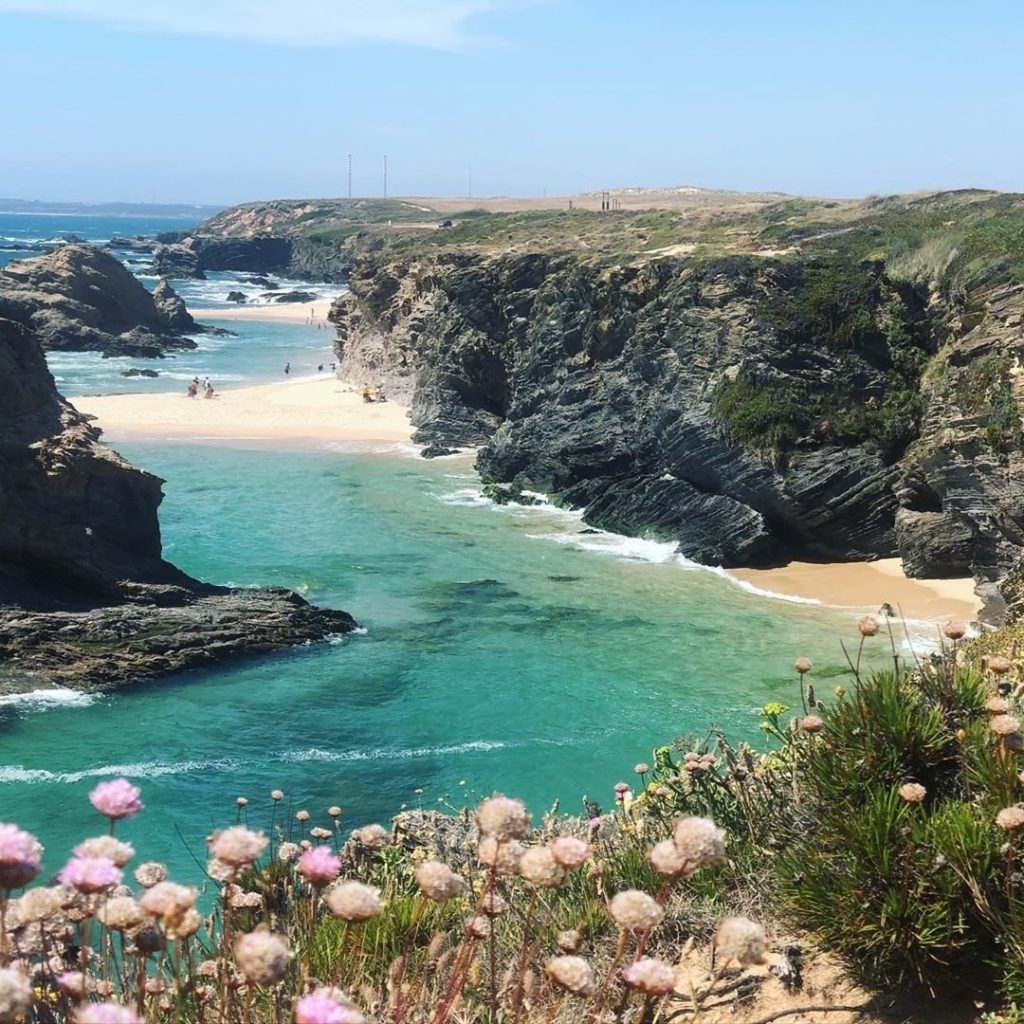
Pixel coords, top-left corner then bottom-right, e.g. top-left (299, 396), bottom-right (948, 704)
top-left (1, 0), bottom-right (1022, 205)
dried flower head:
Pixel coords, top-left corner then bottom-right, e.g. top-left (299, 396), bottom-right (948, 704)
top-left (996, 807), bottom-right (1024, 831)
top-left (89, 779), bottom-right (143, 821)
top-left (858, 615), bottom-right (880, 637)
top-left (325, 881), bottom-right (383, 922)
top-left (277, 843), bottom-right (300, 863)
top-left (476, 836), bottom-right (525, 875)
top-left (0, 966), bottom-right (31, 1021)
top-left (518, 846), bottom-right (566, 888)
top-left (672, 816), bottom-right (727, 868)
top-left (633, 763), bottom-right (650, 775)
top-left (0, 823), bottom-right (43, 890)
top-left (139, 882), bottom-right (197, 920)
top-left (270, 789), bottom-right (284, 802)
top-left (74, 837), bottom-right (135, 867)
top-left (546, 955), bottom-right (595, 996)
top-left (12, 885), bottom-right (63, 924)
top-left (987, 696), bottom-right (1011, 716)
top-left (899, 783), bottom-right (927, 804)
top-left (208, 827), bottom-right (267, 867)
top-left (466, 915), bottom-right (491, 939)
top-left (550, 836), bottom-right (590, 869)
top-left (133, 862), bottom-right (166, 888)
top-left (60, 856), bottom-right (122, 894)
top-left (481, 892), bottom-right (507, 916)
top-left (414, 861), bottom-right (467, 902)
top-left (298, 846), bottom-right (341, 887)
top-left (794, 657), bottom-right (812, 674)
top-left (57, 971), bottom-right (89, 998)
top-left (621, 956), bottom-right (676, 995)
top-left (475, 795), bottom-right (531, 840)
top-left (296, 810), bottom-right (310, 822)
top-left (557, 928), bottom-right (582, 952)
top-left (351, 823), bottom-right (389, 849)
top-left (166, 907), bottom-right (202, 940)
top-left (944, 622), bottom-right (967, 641)
top-left (234, 930), bottom-right (290, 986)
top-left (991, 715), bottom-right (1022, 737)
top-left (800, 714), bottom-right (824, 734)
top-left (236, 797), bottom-right (248, 808)
top-left (989, 656), bottom-right (1013, 675)
top-left (609, 890), bottom-right (664, 931)
top-left (714, 917), bottom-right (767, 965)
top-left (649, 839), bottom-right (691, 878)
top-left (97, 896), bottom-right (144, 932)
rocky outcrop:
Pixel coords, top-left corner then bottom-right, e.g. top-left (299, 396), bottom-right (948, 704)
top-left (331, 247), bottom-right (1024, 592)
top-left (0, 317), bottom-right (356, 691)
top-left (0, 246), bottom-right (201, 357)
top-left (152, 236), bottom-right (295, 279)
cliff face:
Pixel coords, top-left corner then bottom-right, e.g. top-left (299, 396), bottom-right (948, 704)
top-left (330, 248), bottom-right (1024, 594)
top-left (0, 317), bottom-right (356, 689)
top-left (0, 245), bottom-right (201, 357)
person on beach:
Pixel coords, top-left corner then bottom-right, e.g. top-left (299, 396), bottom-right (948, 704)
top-left (362, 383), bottom-right (374, 403)
top-left (203, 375), bottom-right (211, 392)
top-left (879, 602), bottom-right (895, 617)
top-left (284, 362), bottom-right (291, 375)
top-left (318, 364), bottom-right (324, 372)
top-left (186, 380), bottom-right (198, 398)
top-left (204, 380), bottom-right (215, 399)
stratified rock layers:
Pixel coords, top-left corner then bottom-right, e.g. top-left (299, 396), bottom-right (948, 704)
top-left (331, 250), bottom-right (1024, 589)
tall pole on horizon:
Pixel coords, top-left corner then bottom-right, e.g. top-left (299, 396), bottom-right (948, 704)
top-left (383, 155), bottom-right (388, 199)
top-left (467, 164), bottom-right (472, 199)
top-left (347, 153), bottom-right (352, 199)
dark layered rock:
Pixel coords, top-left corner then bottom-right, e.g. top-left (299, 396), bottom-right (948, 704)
top-left (152, 236), bottom-right (295, 279)
top-left (0, 317), bottom-right (356, 691)
top-left (331, 247), bottom-right (1024, 592)
top-left (226, 291), bottom-right (247, 303)
top-left (151, 242), bottom-right (205, 279)
top-left (0, 246), bottom-right (200, 357)
top-left (272, 290), bottom-right (317, 304)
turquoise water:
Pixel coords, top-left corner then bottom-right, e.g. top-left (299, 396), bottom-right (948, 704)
top-left (0, 211), bottom-right (874, 885)
top-left (0, 441), bottom-right (868, 882)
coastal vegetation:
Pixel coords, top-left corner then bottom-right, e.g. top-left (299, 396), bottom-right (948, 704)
top-left (5, 620), bottom-right (1024, 1023)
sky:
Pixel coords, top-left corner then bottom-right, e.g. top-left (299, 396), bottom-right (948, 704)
top-left (2, 0), bottom-right (1023, 205)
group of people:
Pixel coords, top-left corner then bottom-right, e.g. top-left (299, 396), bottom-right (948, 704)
top-left (186, 376), bottom-right (215, 399)
top-left (361, 383), bottom-right (387, 403)
top-left (283, 362), bottom-right (337, 375)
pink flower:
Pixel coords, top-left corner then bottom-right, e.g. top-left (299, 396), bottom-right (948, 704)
top-left (89, 779), bottom-right (143, 821)
top-left (295, 989), bottom-right (365, 1024)
top-left (297, 846), bottom-right (341, 887)
top-left (59, 856), bottom-right (122, 894)
top-left (0, 823), bottom-right (43, 890)
top-left (73, 1001), bottom-right (142, 1023)
top-left (208, 826), bottom-right (267, 867)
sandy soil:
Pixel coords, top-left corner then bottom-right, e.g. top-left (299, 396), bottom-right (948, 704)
top-left (72, 377), bottom-right (413, 445)
top-left (198, 301), bottom-right (333, 324)
top-left (730, 557), bottom-right (980, 623)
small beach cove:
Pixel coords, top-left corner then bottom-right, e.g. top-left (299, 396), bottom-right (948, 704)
top-left (0, 289), bottom-right (983, 884)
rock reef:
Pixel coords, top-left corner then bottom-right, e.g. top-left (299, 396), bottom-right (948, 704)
top-left (0, 244), bottom-right (209, 357)
top-left (0, 317), bottom-right (356, 692)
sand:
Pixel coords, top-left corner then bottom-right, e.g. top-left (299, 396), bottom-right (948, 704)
top-left (72, 377), bottom-right (414, 445)
top-left (198, 301), bottom-right (333, 324)
top-left (730, 557), bottom-right (981, 622)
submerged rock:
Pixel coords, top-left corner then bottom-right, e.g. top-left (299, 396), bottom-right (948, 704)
top-left (226, 290), bottom-right (247, 303)
top-left (0, 317), bottom-right (357, 691)
top-left (121, 367), bottom-right (160, 378)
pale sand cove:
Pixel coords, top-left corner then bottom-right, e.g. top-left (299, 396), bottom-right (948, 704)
top-left (731, 558), bottom-right (981, 622)
top-left (72, 377), bottom-right (414, 444)
top-left (198, 300), bottom-right (333, 324)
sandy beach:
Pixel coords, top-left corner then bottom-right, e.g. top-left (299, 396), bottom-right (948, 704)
top-left (198, 300), bottom-right (333, 324)
top-left (72, 376), bottom-right (413, 445)
top-left (730, 557), bottom-right (981, 622)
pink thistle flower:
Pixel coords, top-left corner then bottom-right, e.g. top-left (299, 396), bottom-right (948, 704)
top-left (0, 823), bottom-right (43, 890)
top-left (297, 846), bottom-right (341, 887)
top-left (73, 1001), bottom-right (142, 1023)
top-left (295, 988), bottom-right (365, 1024)
top-left (89, 779), bottom-right (143, 821)
top-left (59, 856), bottom-right (122, 894)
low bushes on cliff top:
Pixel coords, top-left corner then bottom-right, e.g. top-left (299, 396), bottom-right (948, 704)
top-left (4, 619), bottom-right (1024, 1021)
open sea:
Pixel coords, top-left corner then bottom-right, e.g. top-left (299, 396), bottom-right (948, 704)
top-left (1, 212), bottom-right (886, 883)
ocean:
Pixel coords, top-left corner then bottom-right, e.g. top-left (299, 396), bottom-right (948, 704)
top-left (0, 211), bottom-right (878, 882)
